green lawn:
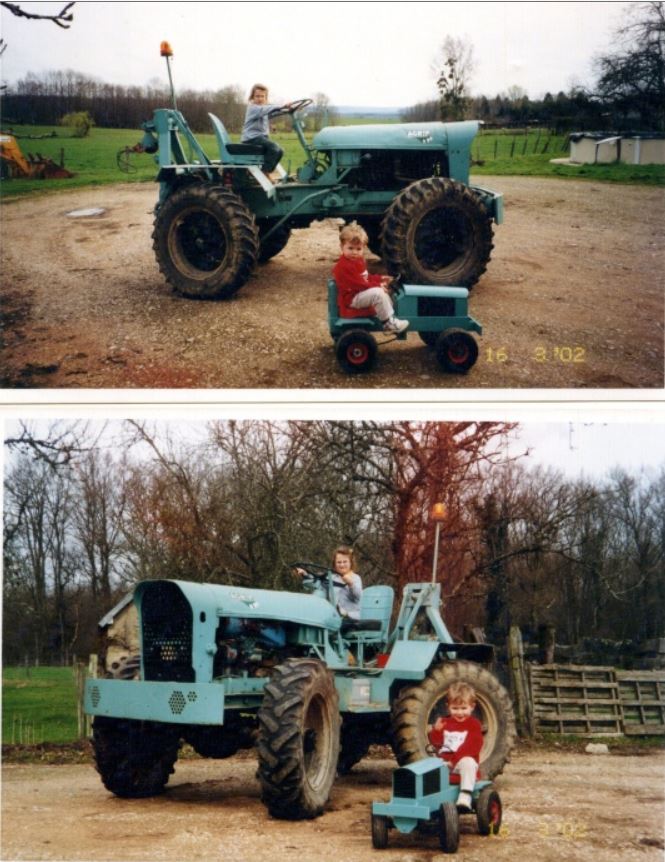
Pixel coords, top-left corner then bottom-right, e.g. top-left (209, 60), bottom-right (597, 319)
top-left (2, 122), bottom-right (662, 199)
top-left (2, 666), bottom-right (82, 744)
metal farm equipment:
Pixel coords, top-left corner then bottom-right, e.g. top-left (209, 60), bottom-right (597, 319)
top-left (136, 42), bottom-right (503, 301)
top-left (85, 507), bottom-right (515, 821)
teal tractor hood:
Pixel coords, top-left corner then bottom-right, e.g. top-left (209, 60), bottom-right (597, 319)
top-left (134, 579), bottom-right (341, 631)
top-left (313, 121), bottom-right (479, 152)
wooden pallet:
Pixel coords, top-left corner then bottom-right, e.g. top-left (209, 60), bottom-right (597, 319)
top-left (529, 664), bottom-right (624, 736)
top-left (616, 670), bottom-right (665, 735)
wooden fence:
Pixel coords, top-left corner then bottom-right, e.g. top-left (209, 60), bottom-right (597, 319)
top-left (527, 663), bottom-right (665, 737)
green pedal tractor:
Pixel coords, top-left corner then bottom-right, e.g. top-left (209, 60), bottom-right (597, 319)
top-left (85, 511), bottom-right (516, 821)
top-left (138, 43), bottom-right (503, 301)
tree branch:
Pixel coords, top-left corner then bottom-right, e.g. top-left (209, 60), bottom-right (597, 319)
top-left (1, 2), bottom-right (75, 28)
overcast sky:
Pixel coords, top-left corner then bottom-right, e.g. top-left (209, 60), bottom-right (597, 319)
top-left (1, 1), bottom-right (631, 107)
top-left (3, 418), bottom-right (665, 482)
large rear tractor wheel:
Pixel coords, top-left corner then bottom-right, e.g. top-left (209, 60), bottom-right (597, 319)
top-left (152, 184), bottom-right (259, 299)
top-left (257, 658), bottom-right (341, 819)
top-left (92, 717), bottom-right (180, 798)
top-left (381, 177), bottom-right (493, 288)
top-left (391, 660), bottom-right (516, 779)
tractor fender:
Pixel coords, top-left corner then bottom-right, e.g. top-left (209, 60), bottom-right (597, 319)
top-left (385, 640), bottom-right (440, 679)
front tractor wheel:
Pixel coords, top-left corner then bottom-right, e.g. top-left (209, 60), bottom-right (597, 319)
top-left (391, 660), bottom-right (516, 780)
top-left (335, 330), bottom-right (378, 374)
top-left (257, 658), bottom-right (341, 820)
top-left (435, 330), bottom-right (479, 373)
top-left (152, 184), bottom-right (259, 299)
top-left (381, 177), bottom-right (493, 288)
top-left (92, 717), bottom-right (180, 798)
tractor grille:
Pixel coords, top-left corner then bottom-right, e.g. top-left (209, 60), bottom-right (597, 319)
top-left (393, 767), bottom-right (416, 799)
top-left (423, 768), bottom-right (441, 796)
top-left (141, 581), bottom-right (195, 682)
top-left (417, 296), bottom-right (456, 317)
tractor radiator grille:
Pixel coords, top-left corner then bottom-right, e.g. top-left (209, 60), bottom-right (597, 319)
top-left (141, 581), bottom-right (195, 682)
top-left (417, 296), bottom-right (456, 317)
top-left (423, 768), bottom-right (441, 796)
top-left (393, 767), bottom-right (416, 799)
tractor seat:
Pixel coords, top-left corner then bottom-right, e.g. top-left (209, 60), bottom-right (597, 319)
top-left (340, 618), bottom-right (383, 635)
top-left (226, 143), bottom-right (264, 156)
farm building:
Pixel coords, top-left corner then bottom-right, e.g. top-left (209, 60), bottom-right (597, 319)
top-left (568, 132), bottom-right (665, 165)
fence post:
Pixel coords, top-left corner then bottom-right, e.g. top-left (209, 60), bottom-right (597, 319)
top-left (85, 654), bottom-right (98, 737)
top-left (508, 626), bottom-right (534, 737)
top-left (75, 662), bottom-right (86, 740)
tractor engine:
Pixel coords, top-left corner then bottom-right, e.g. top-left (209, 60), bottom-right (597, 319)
top-left (213, 617), bottom-right (288, 677)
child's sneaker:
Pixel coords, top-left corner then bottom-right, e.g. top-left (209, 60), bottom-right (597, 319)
top-left (383, 317), bottom-right (409, 333)
top-left (456, 791), bottom-right (473, 812)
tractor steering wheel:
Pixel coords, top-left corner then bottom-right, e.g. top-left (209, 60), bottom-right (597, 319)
top-left (285, 98), bottom-right (313, 114)
top-left (291, 560), bottom-right (329, 580)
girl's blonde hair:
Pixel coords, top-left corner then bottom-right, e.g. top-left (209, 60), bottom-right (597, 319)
top-left (332, 545), bottom-right (356, 569)
top-left (339, 221), bottom-right (368, 246)
top-left (249, 83), bottom-right (269, 100)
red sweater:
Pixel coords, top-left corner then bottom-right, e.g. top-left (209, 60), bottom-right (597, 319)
top-left (332, 255), bottom-right (383, 317)
top-left (428, 715), bottom-right (483, 766)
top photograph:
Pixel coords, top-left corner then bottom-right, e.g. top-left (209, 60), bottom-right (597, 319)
top-left (1, 1), bottom-right (663, 391)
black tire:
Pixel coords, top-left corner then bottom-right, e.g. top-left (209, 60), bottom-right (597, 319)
top-left (390, 660), bottom-right (516, 780)
top-left (371, 814), bottom-right (389, 849)
top-left (476, 787), bottom-right (502, 836)
top-left (338, 723), bottom-right (370, 775)
top-left (257, 221), bottom-right (291, 263)
top-left (418, 330), bottom-right (438, 348)
top-left (92, 717), bottom-right (180, 798)
top-left (435, 331), bottom-right (479, 373)
top-left (106, 653), bottom-right (140, 680)
top-left (152, 184), bottom-right (259, 299)
top-left (184, 716), bottom-right (256, 759)
top-left (257, 658), bottom-right (341, 820)
top-left (381, 177), bottom-right (493, 287)
top-left (335, 330), bottom-right (378, 374)
top-left (438, 802), bottom-right (460, 853)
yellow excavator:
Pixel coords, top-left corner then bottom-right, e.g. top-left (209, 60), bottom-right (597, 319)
top-left (0, 133), bottom-right (74, 179)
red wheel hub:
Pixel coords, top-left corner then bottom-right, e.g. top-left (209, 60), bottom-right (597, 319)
top-left (347, 343), bottom-right (370, 365)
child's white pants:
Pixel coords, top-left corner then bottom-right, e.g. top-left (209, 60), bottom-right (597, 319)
top-left (452, 756), bottom-right (478, 792)
top-left (350, 287), bottom-right (393, 322)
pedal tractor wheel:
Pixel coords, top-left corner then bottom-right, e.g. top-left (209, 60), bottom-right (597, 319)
top-left (435, 331), bottom-right (478, 373)
top-left (438, 801), bottom-right (460, 853)
top-left (257, 658), bottom-right (340, 819)
top-left (391, 660), bottom-right (516, 780)
top-left (152, 184), bottom-right (259, 300)
top-left (335, 330), bottom-right (377, 374)
top-left (418, 330), bottom-right (438, 348)
top-left (371, 813), bottom-right (389, 849)
top-left (476, 786), bottom-right (502, 836)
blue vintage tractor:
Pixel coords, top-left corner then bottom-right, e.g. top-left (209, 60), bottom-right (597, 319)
top-left (371, 757), bottom-right (503, 853)
top-left (85, 510), bottom-right (516, 821)
top-left (137, 43), bottom-right (503, 301)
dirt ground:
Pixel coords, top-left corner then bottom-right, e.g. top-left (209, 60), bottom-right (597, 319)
top-left (1, 176), bottom-right (663, 391)
top-left (1, 745), bottom-right (663, 862)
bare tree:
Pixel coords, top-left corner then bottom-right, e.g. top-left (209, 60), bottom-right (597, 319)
top-left (4, 419), bottom-right (98, 468)
top-left (433, 35), bottom-right (476, 121)
top-left (592, 1), bottom-right (665, 130)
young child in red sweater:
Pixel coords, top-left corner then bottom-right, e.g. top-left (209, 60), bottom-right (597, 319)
top-left (428, 681), bottom-right (483, 812)
top-left (331, 222), bottom-right (409, 333)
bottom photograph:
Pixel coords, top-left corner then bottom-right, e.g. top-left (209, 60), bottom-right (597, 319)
top-left (2, 418), bottom-right (664, 862)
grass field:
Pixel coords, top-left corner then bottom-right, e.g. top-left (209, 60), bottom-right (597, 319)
top-left (2, 121), bottom-right (663, 199)
top-left (2, 666), bottom-right (81, 744)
